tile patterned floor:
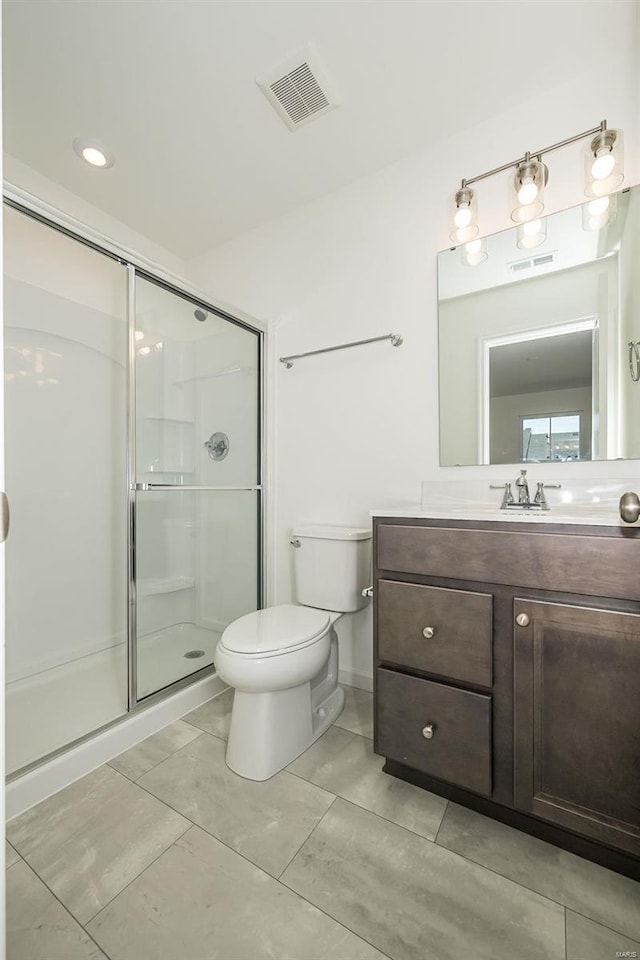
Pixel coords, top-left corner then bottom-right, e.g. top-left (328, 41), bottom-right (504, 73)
top-left (6, 684), bottom-right (640, 960)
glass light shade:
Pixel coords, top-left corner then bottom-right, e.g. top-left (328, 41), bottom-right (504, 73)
top-left (450, 187), bottom-right (479, 244)
top-left (582, 191), bottom-right (618, 231)
top-left (584, 129), bottom-right (624, 197)
top-left (510, 159), bottom-right (547, 223)
top-left (461, 237), bottom-right (487, 266)
top-left (516, 218), bottom-right (547, 249)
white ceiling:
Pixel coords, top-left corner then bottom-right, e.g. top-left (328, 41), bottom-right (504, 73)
top-left (3, 0), bottom-right (638, 259)
top-left (490, 331), bottom-right (593, 398)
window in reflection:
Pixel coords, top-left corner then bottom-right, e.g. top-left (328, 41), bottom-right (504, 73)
top-left (521, 414), bottom-right (582, 462)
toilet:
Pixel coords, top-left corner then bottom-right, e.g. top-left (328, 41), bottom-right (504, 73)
top-left (215, 524), bottom-right (372, 780)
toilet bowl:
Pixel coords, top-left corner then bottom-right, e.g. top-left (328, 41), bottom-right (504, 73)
top-left (215, 604), bottom-right (343, 780)
top-left (215, 523), bottom-right (372, 781)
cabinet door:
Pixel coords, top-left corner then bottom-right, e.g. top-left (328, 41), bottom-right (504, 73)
top-left (514, 599), bottom-right (640, 855)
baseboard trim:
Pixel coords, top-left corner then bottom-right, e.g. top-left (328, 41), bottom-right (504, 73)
top-left (339, 669), bottom-right (373, 692)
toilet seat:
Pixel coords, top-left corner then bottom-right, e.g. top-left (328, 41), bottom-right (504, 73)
top-left (219, 604), bottom-right (331, 658)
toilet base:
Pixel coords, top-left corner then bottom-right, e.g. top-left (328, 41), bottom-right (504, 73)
top-left (225, 682), bottom-right (345, 782)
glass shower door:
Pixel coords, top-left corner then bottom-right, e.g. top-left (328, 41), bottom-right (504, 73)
top-left (4, 205), bottom-right (128, 773)
top-left (132, 275), bottom-right (261, 701)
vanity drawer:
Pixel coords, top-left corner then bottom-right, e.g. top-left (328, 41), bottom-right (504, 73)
top-left (376, 668), bottom-right (492, 796)
top-left (376, 524), bottom-right (640, 601)
top-left (378, 579), bottom-right (492, 687)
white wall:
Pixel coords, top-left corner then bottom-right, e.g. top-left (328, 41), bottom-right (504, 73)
top-left (5, 155), bottom-right (186, 278)
top-left (187, 57), bottom-right (640, 686)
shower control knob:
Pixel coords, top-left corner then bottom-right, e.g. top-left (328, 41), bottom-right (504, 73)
top-left (422, 627), bottom-right (435, 639)
top-left (516, 613), bottom-right (530, 627)
top-left (422, 724), bottom-right (435, 740)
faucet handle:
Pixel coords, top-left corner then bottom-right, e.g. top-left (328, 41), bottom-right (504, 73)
top-left (488, 481), bottom-right (515, 509)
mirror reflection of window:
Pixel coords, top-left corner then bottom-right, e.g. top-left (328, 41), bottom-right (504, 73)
top-left (521, 414), bottom-right (581, 462)
top-left (488, 328), bottom-right (593, 465)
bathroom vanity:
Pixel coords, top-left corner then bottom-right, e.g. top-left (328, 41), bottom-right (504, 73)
top-left (372, 513), bottom-right (640, 879)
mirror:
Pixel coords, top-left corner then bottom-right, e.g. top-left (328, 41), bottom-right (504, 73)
top-left (438, 185), bottom-right (639, 466)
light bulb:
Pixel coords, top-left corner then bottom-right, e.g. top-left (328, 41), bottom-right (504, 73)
top-left (591, 149), bottom-right (615, 180)
top-left (72, 137), bottom-right (115, 169)
top-left (517, 179), bottom-right (539, 205)
top-left (522, 219), bottom-right (543, 236)
top-left (461, 237), bottom-right (487, 266)
top-left (587, 197), bottom-right (610, 216)
top-left (517, 218), bottom-right (546, 250)
top-left (454, 205), bottom-right (472, 228)
top-left (81, 146), bottom-right (107, 167)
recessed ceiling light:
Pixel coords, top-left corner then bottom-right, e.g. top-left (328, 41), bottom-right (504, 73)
top-left (72, 137), bottom-right (115, 169)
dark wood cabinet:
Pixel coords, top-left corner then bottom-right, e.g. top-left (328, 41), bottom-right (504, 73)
top-left (377, 579), bottom-right (492, 687)
top-left (513, 598), bottom-right (640, 856)
top-left (373, 516), bottom-right (640, 878)
top-left (377, 668), bottom-right (492, 796)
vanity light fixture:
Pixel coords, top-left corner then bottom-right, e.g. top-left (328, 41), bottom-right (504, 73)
top-left (450, 185), bottom-right (479, 244)
top-left (461, 237), bottom-right (487, 266)
top-left (585, 128), bottom-right (624, 197)
top-left (448, 120), bottom-right (623, 246)
top-left (511, 157), bottom-right (548, 223)
top-left (582, 193), bottom-right (618, 232)
top-left (516, 218), bottom-right (547, 250)
top-left (72, 137), bottom-right (115, 169)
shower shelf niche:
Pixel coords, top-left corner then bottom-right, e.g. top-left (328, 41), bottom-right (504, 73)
top-left (137, 576), bottom-right (195, 597)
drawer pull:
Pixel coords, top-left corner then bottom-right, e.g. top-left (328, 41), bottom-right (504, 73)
top-left (422, 626), bottom-right (435, 639)
top-left (516, 613), bottom-right (530, 627)
top-left (422, 724), bottom-right (435, 740)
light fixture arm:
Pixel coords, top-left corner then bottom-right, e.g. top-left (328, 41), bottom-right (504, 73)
top-left (461, 120), bottom-right (607, 188)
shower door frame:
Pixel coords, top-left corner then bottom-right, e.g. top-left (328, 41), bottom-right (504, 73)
top-left (126, 267), bottom-right (265, 709)
top-left (2, 186), bottom-right (266, 763)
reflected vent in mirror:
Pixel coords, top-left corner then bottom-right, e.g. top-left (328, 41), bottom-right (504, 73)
top-left (510, 251), bottom-right (557, 273)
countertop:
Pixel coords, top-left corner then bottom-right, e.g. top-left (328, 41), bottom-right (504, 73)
top-left (371, 479), bottom-right (640, 527)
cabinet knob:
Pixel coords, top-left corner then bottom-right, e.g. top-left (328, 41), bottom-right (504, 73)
top-left (619, 491), bottom-right (640, 524)
top-left (422, 724), bottom-right (435, 740)
top-left (516, 613), bottom-right (530, 627)
top-left (422, 627), bottom-right (435, 639)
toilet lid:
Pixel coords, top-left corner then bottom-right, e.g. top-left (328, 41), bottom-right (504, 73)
top-left (220, 604), bottom-right (331, 655)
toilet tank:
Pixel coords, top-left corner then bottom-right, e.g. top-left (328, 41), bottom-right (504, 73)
top-left (292, 524), bottom-right (372, 613)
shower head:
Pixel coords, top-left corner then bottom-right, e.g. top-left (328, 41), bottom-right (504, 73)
top-left (194, 308), bottom-right (208, 322)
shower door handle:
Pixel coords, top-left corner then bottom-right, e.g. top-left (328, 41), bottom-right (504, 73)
top-left (134, 483), bottom-right (261, 492)
top-left (0, 492), bottom-right (10, 542)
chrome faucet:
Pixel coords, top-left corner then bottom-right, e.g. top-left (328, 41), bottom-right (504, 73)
top-left (490, 469), bottom-right (561, 511)
top-left (515, 469), bottom-right (530, 504)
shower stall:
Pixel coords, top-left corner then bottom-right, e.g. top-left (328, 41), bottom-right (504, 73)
top-left (3, 201), bottom-right (262, 778)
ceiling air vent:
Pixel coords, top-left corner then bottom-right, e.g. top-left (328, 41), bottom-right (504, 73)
top-left (257, 44), bottom-right (340, 131)
top-left (509, 251), bottom-right (558, 274)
